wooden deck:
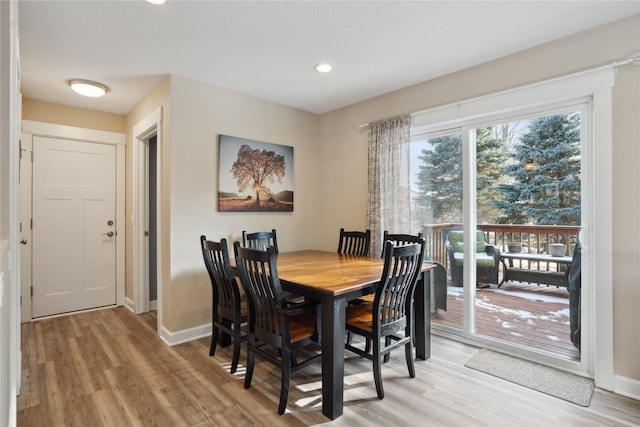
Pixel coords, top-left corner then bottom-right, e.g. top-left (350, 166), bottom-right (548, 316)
top-left (432, 281), bottom-right (580, 361)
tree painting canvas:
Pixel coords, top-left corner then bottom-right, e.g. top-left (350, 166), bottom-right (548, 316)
top-left (218, 135), bottom-right (294, 212)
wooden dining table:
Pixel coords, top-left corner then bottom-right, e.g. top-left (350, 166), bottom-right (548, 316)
top-left (274, 250), bottom-right (436, 420)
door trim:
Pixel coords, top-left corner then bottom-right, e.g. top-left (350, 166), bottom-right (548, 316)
top-left (132, 107), bottom-right (163, 335)
top-left (21, 120), bottom-right (126, 315)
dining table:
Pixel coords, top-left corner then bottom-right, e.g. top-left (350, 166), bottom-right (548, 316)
top-left (273, 250), bottom-right (436, 420)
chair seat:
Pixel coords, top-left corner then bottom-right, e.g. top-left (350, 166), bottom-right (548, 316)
top-left (346, 302), bottom-right (375, 332)
top-left (288, 312), bottom-right (317, 343)
top-left (453, 252), bottom-right (496, 267)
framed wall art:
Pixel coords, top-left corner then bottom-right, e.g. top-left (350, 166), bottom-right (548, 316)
top-left (218, 134), bottom-right (294, 212)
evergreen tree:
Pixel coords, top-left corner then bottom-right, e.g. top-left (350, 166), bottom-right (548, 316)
top-left (414, 134), bottom-right (463, 223)
top-left (413, 128), bottom-right (507, 224)
top-left (476, 127), bottom-right (508, 223)
top-left (493, 113), bottom-right (581, 225)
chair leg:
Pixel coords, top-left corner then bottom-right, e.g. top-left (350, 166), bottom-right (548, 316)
top-left (230, 322), bottom-right (242, 374)
top-left (405, 338), bottom-right (416, 378)
top-left (373, 340), bottom-right (384, 399)
top-left (209, 324), bottom-right (219, 357)
top-left (279, 348), bottom-right (292, 415)
top-left (364, 337), bottom-right (371, 354)
top-left (383, 337), bottom-right (391, 363)
top-left (244, 338), bottom-right (255, 389)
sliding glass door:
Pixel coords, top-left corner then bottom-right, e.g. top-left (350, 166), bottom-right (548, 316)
top-left (410, 102), bottom-right (587, 369)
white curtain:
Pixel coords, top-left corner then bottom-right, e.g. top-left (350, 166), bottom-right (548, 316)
top-left (366, 115), bottom-right (411, 257)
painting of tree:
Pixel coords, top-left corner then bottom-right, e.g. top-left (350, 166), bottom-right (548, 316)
top-left (218, 135), bottom-right (294, 212)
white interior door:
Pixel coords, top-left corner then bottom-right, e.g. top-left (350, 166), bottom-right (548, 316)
top-left (32, 136), bottom-right (117, 317)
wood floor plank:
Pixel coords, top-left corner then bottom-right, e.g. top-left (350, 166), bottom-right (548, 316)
top-left (17, 307), bottom-right (640, 426)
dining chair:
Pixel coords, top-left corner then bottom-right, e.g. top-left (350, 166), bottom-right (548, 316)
top-left (242, 228), bottom-right (279, 253)
top-left (233, 242), bottom-right (321, 415)
top-left (345, 239), bottom-right (425, 399)
top-left (200, 235), bottom-right (247, 374)
top-left (337, 228), bottom-right (371, 257)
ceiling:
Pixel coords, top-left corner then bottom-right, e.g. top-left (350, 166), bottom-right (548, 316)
top-left (18, 1), bottom-right (640, 116)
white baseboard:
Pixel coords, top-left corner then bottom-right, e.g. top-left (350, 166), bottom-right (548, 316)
top-left (125, 297), bottom-right (135, 312)
top-left (160, 322), bottom-right (212, 347)
top-left (614, 374), bottom-right (640, 401)
top-left (124, 297), bottom-right (158, 313)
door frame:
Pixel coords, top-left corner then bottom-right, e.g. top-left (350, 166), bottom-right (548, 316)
top-left (132, 107), bottom-right (163, 332)
top-left (21, 120), bottom-right (126, 319)
top-left (411, 66), bottom-right (615, 389)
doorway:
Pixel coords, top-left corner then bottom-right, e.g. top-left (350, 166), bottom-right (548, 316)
top-left (132, 107), bottom-right (163, 335)
top-left (21, 120), bottom-right (125, 320)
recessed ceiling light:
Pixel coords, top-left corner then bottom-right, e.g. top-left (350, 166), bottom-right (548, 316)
top-left (68, 79), bottom-right (109, 97)
top-left (314, 63), bottom-right (333, 73)
top-left (146, 0), bottom-right (166, 4)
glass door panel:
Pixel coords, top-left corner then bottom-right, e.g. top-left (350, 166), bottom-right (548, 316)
top-left (410, 131), bottom-right (464, 331)
top-left (473, 112), bottom-right (582, 362)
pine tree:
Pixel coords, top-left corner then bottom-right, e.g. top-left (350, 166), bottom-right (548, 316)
top-left (476, 127), bottom-right (508, 223)
top-left (414, 134), bottom-right (463, 223)
top-left (413, 128), bottom-right (507, 224)
top-left (493, 113), bottom-right (581, 225)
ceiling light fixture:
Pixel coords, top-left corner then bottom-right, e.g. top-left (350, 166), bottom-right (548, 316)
top-left (314, 63), bottom-right (333, 73)
top-left (68, 79), bottom-right (109, 98)
top-left (146, 0), bottom-right (166, 4)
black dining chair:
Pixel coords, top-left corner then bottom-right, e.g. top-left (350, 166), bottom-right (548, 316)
top-left (200, 235), bottom-right (247, 374)
top-left (345, 239), bottom-right (425, 399)
top-left (242, 229), bottom-right (279, 253)
top-left (233, 242), bottom-right (321, 415)
top-left (337, 228), bottom-right (371, 257)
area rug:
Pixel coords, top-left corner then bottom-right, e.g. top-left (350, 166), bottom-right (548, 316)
top-left (465, 349), bottom-right (594, 406)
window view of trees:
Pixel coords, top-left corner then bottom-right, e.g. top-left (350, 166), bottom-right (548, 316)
top-left (411, 111), bottom-right (581, 227)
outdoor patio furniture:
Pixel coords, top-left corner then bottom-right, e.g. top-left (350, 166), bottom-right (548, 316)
top-left (445, 229), bottom-right (500, 286)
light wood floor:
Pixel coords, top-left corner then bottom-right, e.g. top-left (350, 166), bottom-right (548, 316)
top-left (17, 307), bottom-right (640, 426)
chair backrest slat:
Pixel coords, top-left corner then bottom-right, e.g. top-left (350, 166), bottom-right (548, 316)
top-left (381, 231), bottom-right (424, 258)
top-left (374, 240), bottom-right (425, 332)
top-left (200, 236), bottom-right (241, 314)
top-left (337, 228), bottom-right (371, 257)
top-left (234, 242), bottom-right (288, 346)
top-left (242, 229), bottom-right (279, 253)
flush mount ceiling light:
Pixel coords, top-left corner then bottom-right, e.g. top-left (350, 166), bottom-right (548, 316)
top-left (68, 79), bottom-right (108, 97)
top-left (146, 0), bottom-right (166, 4)
top-left (314, 63), bottom-right (333, 73)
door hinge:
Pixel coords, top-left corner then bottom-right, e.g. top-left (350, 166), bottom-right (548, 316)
top-left (31, 150), bottom-right (34, 162)
top-left (30, 286), bottom-right (33, 297)
top-left (31, 218), bottom-right (33, 230)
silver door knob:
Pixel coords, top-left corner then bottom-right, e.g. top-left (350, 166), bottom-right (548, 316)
top-left (102, 231), bottom-right (114, 237)
top-left (20, 239), bottom-right (27, 245)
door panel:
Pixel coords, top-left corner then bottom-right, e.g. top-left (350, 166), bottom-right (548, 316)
top-left (32, 137), bottom-right (116, 317)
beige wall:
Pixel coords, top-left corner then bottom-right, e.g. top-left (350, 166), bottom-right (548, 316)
top-left (162, 75), bottom-right (320, 331)
top-left (124, 77), bottom-right (171, 306)
top-left (22, 98), bottom-right (126, 133)
top-left (318, 14), bottom-right (640, 384)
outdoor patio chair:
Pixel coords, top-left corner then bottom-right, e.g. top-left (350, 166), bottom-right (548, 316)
top-left (445, 229), bottom-right (500, 286)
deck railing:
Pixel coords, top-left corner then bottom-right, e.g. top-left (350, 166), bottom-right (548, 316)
top-left (422, 223), bottom-right (581, 272)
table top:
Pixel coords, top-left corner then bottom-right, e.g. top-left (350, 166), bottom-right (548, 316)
top-left (501, 251), bottom-right (572, 263)
top-left (275, 250), bottom-right (436, 297)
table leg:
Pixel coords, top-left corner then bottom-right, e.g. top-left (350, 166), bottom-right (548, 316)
top-left (321, 297), bottom-right (345, 419)
top-left (414, 271), bottom-right (431, 360)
